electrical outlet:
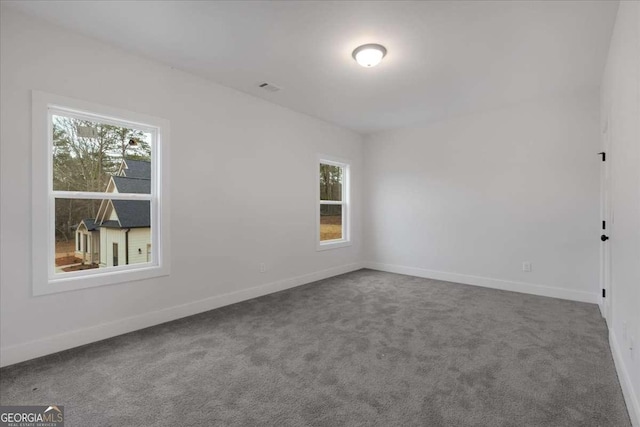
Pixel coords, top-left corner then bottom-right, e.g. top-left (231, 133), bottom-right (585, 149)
top-left (522, 262), bottom-right (532, 272)
top-left (259, 263), bottom-right (267, 273)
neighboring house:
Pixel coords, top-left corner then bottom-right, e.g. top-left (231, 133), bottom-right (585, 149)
top-left (75, 159), bottom-right (151, 267)
top-left (116, 158), bottom-right (151, 179)
top-left (75, 218), bottom-right (99, 264)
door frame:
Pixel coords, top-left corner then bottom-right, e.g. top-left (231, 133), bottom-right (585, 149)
top-left (600, 113), bottom-right (613, 323)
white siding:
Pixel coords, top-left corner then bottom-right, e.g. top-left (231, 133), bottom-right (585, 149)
top-left (101, 228), bottom-right (126, 267)
top-left (127, 228), bottom-right (151, 265)
top-left (108, 203), bottom-right (119, 221)
top-left (99, 228), bottom-right (149, 266)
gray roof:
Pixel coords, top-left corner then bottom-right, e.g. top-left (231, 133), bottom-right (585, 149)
top-left (110, 200), bottom-right (150, 228)
top-left (122, 159), bottom-right (151, 179)
top-left (77, 218), bottom-right (98, 231)
top-left (112, 176), bottom-right (150, 194)
top-left (99, 220), bottom-right (121, 229)
top-left (93, 160), bottom-right (152, 230)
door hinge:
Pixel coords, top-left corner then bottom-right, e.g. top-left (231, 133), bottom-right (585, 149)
top-left (602, 220), bottom-right (606, 230)
top-left (602, 289), bottom-right (606, 298)
top-left (598, 152), bottom-right (606, 161)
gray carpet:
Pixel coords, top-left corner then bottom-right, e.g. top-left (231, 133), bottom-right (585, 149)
top-left (0, 269), bottom-right (630, 426)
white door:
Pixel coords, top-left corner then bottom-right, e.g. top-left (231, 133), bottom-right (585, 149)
top-left (600, 116), bottom-right (612, 323)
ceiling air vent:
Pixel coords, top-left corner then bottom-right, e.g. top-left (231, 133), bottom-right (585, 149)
top-left (258, 82), bottom-right (281, 92)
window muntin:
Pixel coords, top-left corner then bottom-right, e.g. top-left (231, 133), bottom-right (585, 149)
top-left (32, 91), bottom-right (170, 296)
top-left (318, 158), bottom-right (350, 249)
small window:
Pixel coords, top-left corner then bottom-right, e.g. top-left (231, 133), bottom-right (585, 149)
top-left (32, 91), bottom-right (171, 296)
top-left (113, 243), bottom-right (119, 267)
top-left (317, 156), bottom-right (350, 250)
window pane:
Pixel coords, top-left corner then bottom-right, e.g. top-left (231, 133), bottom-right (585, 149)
top-left (319, 163), bottom-right (342, 201)
top-left (320, 204), bottom-right (342, 241)
top-left (52, 114), bottom-right (152, 193)
top-left (55, 198), bottom-right (152, 273)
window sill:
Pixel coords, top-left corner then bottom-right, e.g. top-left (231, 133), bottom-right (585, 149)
top-left (316, 240), bottom-right (352, 251)
top-left (34, 264), bottom-right (170, 296)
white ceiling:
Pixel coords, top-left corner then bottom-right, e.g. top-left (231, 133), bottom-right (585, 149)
top-left (6, 1), bottom-right (619, 134)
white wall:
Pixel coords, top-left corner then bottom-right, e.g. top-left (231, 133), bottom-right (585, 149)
top-left (0, 7), bottom-right (363, 366)
top-left (364, 90), bottom-right (602, 303)
top-left (601, 2), bottom-right (640, 424)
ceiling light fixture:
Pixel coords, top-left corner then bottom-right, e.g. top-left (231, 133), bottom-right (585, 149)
top-left (352, 44), bottom-right (387, 68)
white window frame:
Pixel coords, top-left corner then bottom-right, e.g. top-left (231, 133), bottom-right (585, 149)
top-left (317, 155), bottom-right (351, 251)
top-left (32, 91), bottom-right (171, 296)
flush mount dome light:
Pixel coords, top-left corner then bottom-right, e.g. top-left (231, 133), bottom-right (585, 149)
top-left (352, 44), bottom-right (387, 68)
top-left (352, 43), bottom-right (387, 68)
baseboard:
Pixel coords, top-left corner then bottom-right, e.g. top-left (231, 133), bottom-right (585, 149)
top-left (610, 329), bottom-right (640, 426)
top-left (364, 262), bottom-right (599, 304)
top-left (0, 262), bottom-right (363, 368)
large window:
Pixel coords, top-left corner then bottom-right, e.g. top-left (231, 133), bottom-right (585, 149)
top-left (317, 156), bottom-right (350, 250)
top-left (32, 91), bottom-right (170, 295)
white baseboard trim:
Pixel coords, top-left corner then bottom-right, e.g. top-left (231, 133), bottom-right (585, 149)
top-left (364, 262), bottom-right (599, 304)
top-left (0, 262), bottom-right (363, 368)
top-left (610, 329), bottom-right (640, 426)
